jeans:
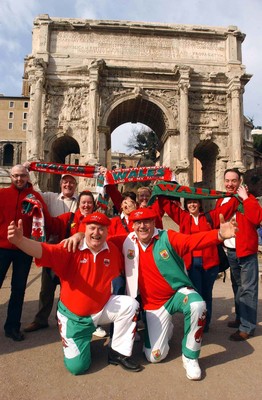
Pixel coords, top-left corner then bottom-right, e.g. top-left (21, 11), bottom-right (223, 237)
top-left (0, 248), bottom-right (32, 332)
top-left (227, 249), bottom-right (258, 334)
top-left (188, 257), bottom-right (219, 329)
top-left (34, 267), bottom-right (59, 325)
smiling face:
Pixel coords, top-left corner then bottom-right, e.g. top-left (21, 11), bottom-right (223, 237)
top-left (60, 176), bottom-right (77, 199)
top-left (133, 218), bottom-right (155, 245)
top-left (137, 188), bottom-right (151, 208)
top-left (85, 223), bottom-right (108, 252)
top-left (224, 171), bottom-right (241, 193)
top-left (185, 199), bottom-right (201, 217)
top-left (121, 197), bottom-right (137, 216)
top-left (79, 194), bottom-right (95, 216)
top-left (10, 165), bottom-right (30, 190)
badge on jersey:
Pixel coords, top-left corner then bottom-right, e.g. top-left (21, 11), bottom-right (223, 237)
top-left (160, 249), bottom-right (169, 260)
top-left (127, 249), bottom-right (135, 259)
top-left (104, 258), bottom-right (110, 267)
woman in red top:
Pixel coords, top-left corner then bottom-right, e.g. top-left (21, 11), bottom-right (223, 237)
top-left (57, 191), bottom-right (96, 238)
top-left (170, 196), bottom-right (239, 332)
top-left (108, 191), bottom-right (137, 236)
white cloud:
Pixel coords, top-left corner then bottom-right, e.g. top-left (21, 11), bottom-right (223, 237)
top-left (0, 0), bottom-right (37, 33)
top-left (74, 0), bottom-right (98, 19)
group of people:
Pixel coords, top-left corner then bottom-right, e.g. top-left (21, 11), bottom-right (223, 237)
top-left (1, 164), bottom-right (261, 381)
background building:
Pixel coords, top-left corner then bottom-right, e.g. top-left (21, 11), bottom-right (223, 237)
top-left (0, 95), bottom-right (30, 187)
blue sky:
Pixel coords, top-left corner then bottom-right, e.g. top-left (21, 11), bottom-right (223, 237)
top-left (1, 0), bottom-right (261, 152)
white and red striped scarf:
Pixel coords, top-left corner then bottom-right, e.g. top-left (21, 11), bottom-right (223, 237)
top-left (28, 162), bottom-right (176, 211)
top-left (21, 194), bottom-right (46, 242)
top-left (28, 162), bottom-right (176, 184)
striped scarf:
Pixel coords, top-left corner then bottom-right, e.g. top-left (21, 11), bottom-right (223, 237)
top-left (21, 194), bottom-right (46, 242)
top-left (28, 162), bottom-right (176, 211)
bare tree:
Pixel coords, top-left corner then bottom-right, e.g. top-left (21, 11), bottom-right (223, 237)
top-left (127, 123), bottom-right (160, 165)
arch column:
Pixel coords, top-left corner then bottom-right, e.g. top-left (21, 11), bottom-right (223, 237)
top-left (97, 125), bottom-right (111, 167)
top-left (229, 79), bottom-right (245, 170)
top-left (27, 58), bottom-right (47, 160)
top-left (175, 66), bottom-right (191, 184)
top-left (87, 59), bottom-right (105, 164)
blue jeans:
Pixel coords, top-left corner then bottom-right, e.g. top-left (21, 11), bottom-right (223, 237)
top-left (227, 249), bottom-right (258, 334)
top-left (112, 275), bottom-right (126, 295)
top-left (0, 248), bottom-right (32, 332)
top-left (188, 257), bottom-right (219, 328)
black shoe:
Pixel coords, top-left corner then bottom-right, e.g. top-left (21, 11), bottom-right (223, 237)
top-left (108, 348), bottom-right (142, 372)
top-left (5, 329), bottom-right (25, 341)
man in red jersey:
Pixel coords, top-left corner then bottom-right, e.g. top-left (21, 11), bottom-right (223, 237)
top-left (121, 207), bottom-right (238, 381)
top-left (7, 212), bottom-right (141, 375)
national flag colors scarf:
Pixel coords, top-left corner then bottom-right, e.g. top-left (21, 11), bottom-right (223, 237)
top-left (28, 162), bottom-right (243, 212)
top-left (28, 162), bottom-right (176, 184)
top-left (28, 162), bottom-right (176, 211)
top-left (148, 181), bottom-right (243, 212)
top-left (21, 194), bottom-right (46, 242)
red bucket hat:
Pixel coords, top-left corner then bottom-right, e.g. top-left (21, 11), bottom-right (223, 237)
top-left (82, 212), bottom-right (111, 226)
top-left (129, 207), bottom-right (157, 222)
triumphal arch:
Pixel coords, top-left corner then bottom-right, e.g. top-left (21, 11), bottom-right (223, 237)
top-left (24, 15), bottom-right (253, 191)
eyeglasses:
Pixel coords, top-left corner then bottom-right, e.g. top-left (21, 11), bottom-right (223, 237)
top-left (11, 174), bottom-right (28, 179)
top-left (133, 219), bottom-right (153, 226)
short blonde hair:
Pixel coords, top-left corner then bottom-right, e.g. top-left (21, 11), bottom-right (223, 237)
top-left (137, 186), bottom-right (152, 195)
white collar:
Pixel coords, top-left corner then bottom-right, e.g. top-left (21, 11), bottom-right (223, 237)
top-left (120, 211), bottom-right (129, 222)
top-left (134, 227), bottom-right (159, 250)
top-left (79, 239), bottom-right (109, 255)
top-left (59, 192), bottom-right (77, 201)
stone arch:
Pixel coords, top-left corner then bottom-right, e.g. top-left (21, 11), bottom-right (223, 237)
top-left (3, 143), bottom-right (14, 166)
top-left (99, 93), bottom-right (176, 166)
top-left (102, 94), bottom-right (174, 134)
top-left (194, 141), bottom-right (219, 188)
top-left (40, 134), bottom-right (80, 191)
top-left (194, 141), bottom-right (219, 210)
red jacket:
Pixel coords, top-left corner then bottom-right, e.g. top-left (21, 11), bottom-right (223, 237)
top-left (216, 194), bottom-right (260, 257)
top-left (56, 209), bottom-right (86, 239)
top-left (169, 197), bottom-right (239, 269)
top-left (241, 197), bottom-right (262, 223)
top-left (108, 215), bottom-right (134, 236)
top-left (0, 183), bottom-right (56, 249)
top-left (105, 184), bottom-right (181, 229)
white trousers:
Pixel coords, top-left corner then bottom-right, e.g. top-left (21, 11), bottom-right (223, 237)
top-left (143, 287), bottom-right (206, 362)
top-left (92, 295), bottom-right (139, 356)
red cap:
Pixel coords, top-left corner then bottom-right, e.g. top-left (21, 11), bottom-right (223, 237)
top-left (82, 212), bottom-right (111, 226)
top-left (129, 207), bottom-right (157, 222)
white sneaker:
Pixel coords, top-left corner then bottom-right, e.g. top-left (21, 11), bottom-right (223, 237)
top-left (93, 326), bottom-right (107, 338)
top-left (182, 354), bottom-right (201, 380)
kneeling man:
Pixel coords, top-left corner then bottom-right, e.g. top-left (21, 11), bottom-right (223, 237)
top-left (122, 208), bottom-right (238, 380)
top-left (8, 212), bottom-right (141, 375)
